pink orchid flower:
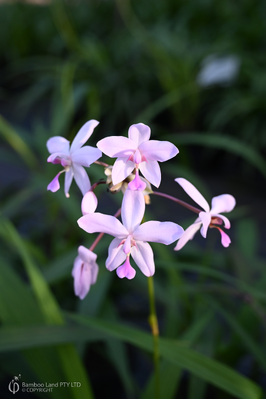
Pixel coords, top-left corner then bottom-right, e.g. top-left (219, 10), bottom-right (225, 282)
top-left (72, 246), bottom-right (99, 300)
top-left (78, 190), bottom-right (184, 279)
top-left (47, 120), bottom-right (102, 197)
top-left (97, 123), bottom-right (178, 190)
top-left (174, 178), bottom-right (236, 250)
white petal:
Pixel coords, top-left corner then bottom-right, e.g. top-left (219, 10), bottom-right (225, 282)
top-left (134, 221), bottom-right (184, 244)
top-left (46, 136), bottom-right (70, 154)
top-left (112, 157), bottom-right (135, 185)
top-left (71, 146), bottom-right (102, 167)
top-left (64, 168), bottom-right (74, 197)
top-left (106, 238), bottom-right (126, 271)
top-left (131, 242), bottom-right (155, 277)
top-left (97, 136), bottom-right (136, 158)
top-left (78, 213), bottom-right (128, 238)
top-left (128, 123), bottom-right (151, 145)
top-left (72, 164), bottom-right (91, 195)
top-left (72, 257), bottom-right (93, 300)
top-left (139, 160), bottom-right (161, 187)
top-left (174, 222), bottom-right (202, 250)
top-left (77, 246), bottom-right (99, 285)
top-left (175, 178), bottom-right (210, 212)
top-left (139, 140), bottom-right (178, 161)
top-left (81, 191), bottom-right (98, 215)
top-left (71, 120), bottom-right (99, 152)
top-left (211, 194), bottom-right (236, 214)
top-left (199, 211), bottom-right (211, 238)
top-left (121, 190), bottom-right (145, 232)
top-left (78, 245), bottom-right (97, 263)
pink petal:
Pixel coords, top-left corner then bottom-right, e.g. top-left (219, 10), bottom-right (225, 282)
top-left (116, 256), bottom-right (136, 279)
top-left (217, 228), bottom-right (231, 247)
top-left (78, 246), bottom-right (98, 284)
top-left (71, 146), bottom-right (102, 167)
top-left (131, 242), bottom-right (155, 277)
top-left (47, 171), bottom-right (64, 193)
top-left (106, 238), bottom-right (126, 271)
top-left (134, 221), bottom-right (184, 244)
top-left (128, 123), bottom-right (151, 145)
top-left (72, 257), bottom-right (86, 299)
top-left (72, 164), bottom-right (91, 195)
top-left (97, 136), bottom-right (136, 158)
top-left (174, 222), bottom-right (201, 251)
top-left (139, 140), bottom-right (179, 162)
top-left (64, 168), bottom-right (74, 197)
top-left (112, 157), bottom-right (135, 185)
top-left (78, 245), bottom-right (97, 263)
top-left (72, 248), bottom-right (99, 300)
top-left (46, 136), bottom-right (70, 154)
top-left (81, 191), bottom-right (98, 215)
top-left (47, 153), bottom-right (70, 165)
top-left (175, 178), bottom-right (210, 212)
top-left (139, 160), bottom-right (161, 187)
top-left (70, 120), bottom-right (99, 152)
top-left (211, 194), bottom-right (236, 214)
top-left (199, 211), bottom-right (211, 238)
top-left (121, 190), bottom-right (145, 232)
top-left (78, 213), bottom-right (128, 238)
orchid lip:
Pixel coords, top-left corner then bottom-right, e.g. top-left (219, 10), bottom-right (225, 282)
top-left (128, 169), bottom-right (146, 191)
top-left (210, 216), bottom-right (223, 225)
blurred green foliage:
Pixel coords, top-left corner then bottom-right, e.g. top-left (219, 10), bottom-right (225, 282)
top-left (0, 0), bottom-right (266, 398)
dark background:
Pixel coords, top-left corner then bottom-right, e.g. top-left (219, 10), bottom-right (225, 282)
top-left (0, 1), bottom-right (266, 398)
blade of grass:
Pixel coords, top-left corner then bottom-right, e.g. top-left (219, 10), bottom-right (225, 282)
top-left (0, 216), bottom-right (93, 398)
top-left (0, 312), bottom-right (261, 398)
top-left (165, 133), bottom-right (266, 178)
top-left (210, 300), bottom-right (266, 372)
top-left (66, 313), bottom-right (262, 399)
top-left (0, 115), bottom-right (38, 169)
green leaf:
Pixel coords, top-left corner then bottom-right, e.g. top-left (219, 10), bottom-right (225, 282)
top-left (0, 314), bottom-right (262, 398)
top-left (211, 300), bottom-right (266, 372)
top-left (141, 360), bottom-right (182, 399)
top-left (0, 325), bottom-right (105, 353)
top-left (165, 133), bottom-right (266, 178)
top-left (0, 217), bottom-right (63, 325)
top-left (236, 218), bottom-right (259, 259)
top-left (158, 260), bottom-right (266, 303)
top-left (0, 217), bottom-right (93, 398)
top-left (65, 314), bottom-right (262, 399)
top-left (0, 115), bottom-right (38, 169)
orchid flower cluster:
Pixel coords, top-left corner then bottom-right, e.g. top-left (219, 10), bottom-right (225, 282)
top-left (47, 120), bottom-right (236, 300)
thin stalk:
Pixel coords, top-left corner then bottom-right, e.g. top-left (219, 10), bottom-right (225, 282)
top-left (152, 190), bottom-right (201, 214)
top-left (94, 160), bottom-right (109, 168)
top-left (89, 209), bottom-right (121, 252)
top-left (147, 276), bottom-right (160, 398)
top-left (90, 180), bottom-right (107, 192)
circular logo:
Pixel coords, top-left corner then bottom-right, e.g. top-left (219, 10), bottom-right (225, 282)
top-left (8, 378), bottom-right (20, 395)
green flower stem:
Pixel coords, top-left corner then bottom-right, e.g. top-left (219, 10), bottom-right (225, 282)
top-left (147, 275), bottom-right (160, 398)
